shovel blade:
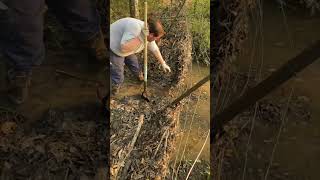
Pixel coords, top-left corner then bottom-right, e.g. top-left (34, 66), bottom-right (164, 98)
top-left (141, 91), bottom-right (150, 102)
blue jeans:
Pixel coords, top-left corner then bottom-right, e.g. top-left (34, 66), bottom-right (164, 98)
top-left (110, 51), bottom-right (141, 85)
top-left (0, 0), bottom-right (100, 74)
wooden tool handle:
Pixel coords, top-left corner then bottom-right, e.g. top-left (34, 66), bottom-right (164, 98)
top-left (143, 1), bottom-right (148, 84)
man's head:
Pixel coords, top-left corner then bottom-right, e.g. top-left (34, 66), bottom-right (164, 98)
top-left (147, 16), bottom-right (165, 42)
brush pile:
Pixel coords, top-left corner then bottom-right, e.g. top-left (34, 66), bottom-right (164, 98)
top-left (110, 7), bottom-right (192, 180)
top-left (0, 104), bottom-right (108, 180)
top-left (212, 0), bottom-right (255, 76)
top-left (124, 6), bottom-right (192, 90)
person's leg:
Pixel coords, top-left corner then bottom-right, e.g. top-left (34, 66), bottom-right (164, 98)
top-left (0, 0), bottom-right (45, 104)
top-left (46, 0), bottom-right (99, 41)
top-left (110, 52), bottom-right (125, 92)
top-left (124, 54), bottom-right (143, 81)
top-left (46, 0), bottom-right (107, 62)
top-left (0, 0), bottom-right (45, 73)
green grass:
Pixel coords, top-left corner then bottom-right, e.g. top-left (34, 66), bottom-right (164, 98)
top-left (110, 1), bottom-right (129, 22)
top-left (186, 0), bottom-right (210, 65)
top-left (110, 0), bottom-right (165, 22)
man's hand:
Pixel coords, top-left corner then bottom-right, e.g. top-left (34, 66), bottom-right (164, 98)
top-left (161, 62), bottom-right (171, 73)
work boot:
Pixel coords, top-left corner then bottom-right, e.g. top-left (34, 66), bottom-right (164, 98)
top-left (81, 30), bottom-right (108, 63)
top-left (7, 70), bottom-right (31, 105)
top-left (136, 71), bottom-right (144, 82)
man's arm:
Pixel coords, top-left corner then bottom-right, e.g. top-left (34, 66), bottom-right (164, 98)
top-left (152, 48), bottom-right (165, 64)
top-left (150, 44), bottom-right (171, 73)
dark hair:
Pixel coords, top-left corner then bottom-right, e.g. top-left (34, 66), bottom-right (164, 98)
top-left (147, 14), bottom-right (165, 37)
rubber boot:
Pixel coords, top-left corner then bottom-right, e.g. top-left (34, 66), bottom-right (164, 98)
top-left (111, 83), bottom-right (120, 96)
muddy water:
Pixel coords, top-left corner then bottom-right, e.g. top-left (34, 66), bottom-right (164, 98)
top-left (235, 1), bottom-right (320, 179)
top-left (0, 50), bottom-right (106, 122)
top-left (171, 63), bottom-right (210, 162)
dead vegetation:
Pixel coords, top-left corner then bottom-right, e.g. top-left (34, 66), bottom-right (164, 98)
top-left (212, 0), bottom-right (255, 77)
top-left (138, 6), bottom-right (192, 89)
top-left (0, 104), bottom-right (107, 179)
top-left (110, 99), bottom-right (183, 179)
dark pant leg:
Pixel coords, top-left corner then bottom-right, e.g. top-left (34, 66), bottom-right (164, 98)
top-left (124, 54), bottom-right (141, 76)
top-left (110, 52), bottom-right (125, 85)
top-left (0, 0), bottom-right (45, 73)
top-left (46, 0), bottom-right (100, 42)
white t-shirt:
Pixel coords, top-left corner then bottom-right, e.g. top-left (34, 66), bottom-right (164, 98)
top-left (110, 17), bottom-right (159, 57)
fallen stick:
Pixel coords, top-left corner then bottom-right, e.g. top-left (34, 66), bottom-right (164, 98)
top-left (185, 130), bottom-right (210, 180)
top-left (153, 128), bottom-right (169, 158)
top-left (55, 69), bottom-right (108, 108)
top-left (55, 69), bottom-right (103, 86)
top-left (117, 114), bottom-right (144, 179)
top-left (119, 159), bottom-right (132, 180)
top-left (127, 114), bottom-right (144, 155)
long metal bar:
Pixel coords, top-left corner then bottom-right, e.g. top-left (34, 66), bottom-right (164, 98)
top-left (166, 75), bottom-right (210, 109)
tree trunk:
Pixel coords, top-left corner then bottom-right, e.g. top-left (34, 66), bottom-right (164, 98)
top-left (129, 0), bottom-right (139, 18)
